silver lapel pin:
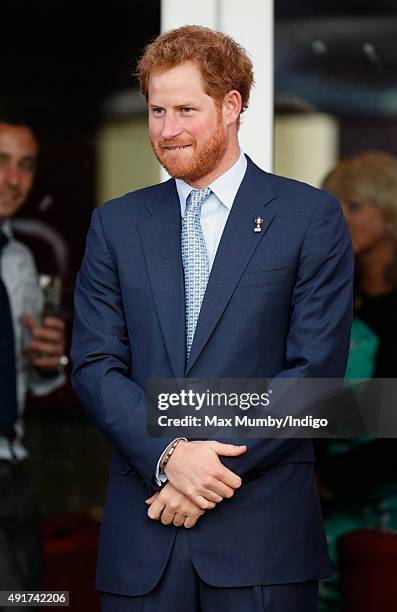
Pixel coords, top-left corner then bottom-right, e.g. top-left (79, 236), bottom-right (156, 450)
top-left (254, 217), bottom-right (264, 233)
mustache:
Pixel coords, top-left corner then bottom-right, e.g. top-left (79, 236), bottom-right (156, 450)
top-left (159, 141), bottom-right (194, 148)
top-left (0, 187), bottom-right (21, 198)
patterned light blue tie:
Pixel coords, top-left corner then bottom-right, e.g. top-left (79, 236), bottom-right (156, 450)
top-left (182, 188), bottom-right (212, 358)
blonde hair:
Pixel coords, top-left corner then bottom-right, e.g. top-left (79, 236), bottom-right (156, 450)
top-left (323, 150), bottom-right (397, 238)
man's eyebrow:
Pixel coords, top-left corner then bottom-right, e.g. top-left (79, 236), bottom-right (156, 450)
top-left (0, 153), bottom-right (36, 160)
top-left (148, 102), bottom-right (197, 108)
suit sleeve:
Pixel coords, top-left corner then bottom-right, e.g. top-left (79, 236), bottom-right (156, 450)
top-left (220, 192), bottom-right (354, 477)
top-left (70, 207), bottom-right (173, 490)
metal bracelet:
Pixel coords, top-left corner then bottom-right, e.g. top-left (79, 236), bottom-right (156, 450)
top-left (160, 438), bottom-right (186, 473)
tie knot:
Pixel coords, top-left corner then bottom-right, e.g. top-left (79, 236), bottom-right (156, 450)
top-left (186, 188), bottom-right (211, 213)
top-left (0, 230), bottom-right (9, 255)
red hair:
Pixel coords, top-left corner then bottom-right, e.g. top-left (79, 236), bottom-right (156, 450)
top-left (136, 25), bottom-right (254, 114)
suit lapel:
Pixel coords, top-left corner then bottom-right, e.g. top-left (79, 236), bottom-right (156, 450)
top-left (138, 180), bottom-right (186, 378)
top-left (185, 158), bottom-right (276, 375)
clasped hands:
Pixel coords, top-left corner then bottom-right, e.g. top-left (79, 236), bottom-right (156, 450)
top-left (145, 440), bottom-right (246, 529)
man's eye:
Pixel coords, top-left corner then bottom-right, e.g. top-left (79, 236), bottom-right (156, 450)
top-left (152, 108), bottom-right (165, 116)
top-left (20, 159), bottom-right (35, 173)
top-left (181, 108), bottom-right (193, 113)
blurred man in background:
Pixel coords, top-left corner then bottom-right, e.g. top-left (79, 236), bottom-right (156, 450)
top-left (0, 109), bottom-right (67, 594)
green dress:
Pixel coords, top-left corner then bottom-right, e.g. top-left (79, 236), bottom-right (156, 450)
top-left (318, 318), bottom-right (383, 612)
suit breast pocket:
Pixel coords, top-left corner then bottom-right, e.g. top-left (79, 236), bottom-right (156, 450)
top-left (236, 267), bottom-right (288, 289)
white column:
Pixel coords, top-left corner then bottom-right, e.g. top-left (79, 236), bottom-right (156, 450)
top-left (161, 0), bottom-right (218, 31)
top-left (219, 0), bottom-right (273, 171)
top-left (275, 113), bottom-right (339, 188)
top-left (160, 0), bottom-right (274, 177)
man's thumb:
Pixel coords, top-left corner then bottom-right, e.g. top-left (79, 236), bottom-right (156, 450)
top-left (20, 313), bottom-right (36, 331)
top-left (212, 442), bottom-right (247, 456)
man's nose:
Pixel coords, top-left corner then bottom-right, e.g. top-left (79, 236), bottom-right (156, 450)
top-left (4, 164), bottom-right (20, 188)
top-left (161, 114), bottom-right (183, 140)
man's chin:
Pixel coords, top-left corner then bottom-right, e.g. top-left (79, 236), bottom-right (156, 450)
top-left (158, 159), bottom-right (197, 181)
top-left (0, 204), bottom-right (19, 219)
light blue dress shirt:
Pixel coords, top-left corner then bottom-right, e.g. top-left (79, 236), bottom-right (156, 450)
top-left (175, 150), bottom-right (247, 270)
top-left (0, 220), bottom-right (65, 461)
top-left (155, 151), bottom-right (247, 485)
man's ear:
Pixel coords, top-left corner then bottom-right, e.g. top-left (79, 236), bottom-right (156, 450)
top-left (222, 90), bottom-right (242, 127)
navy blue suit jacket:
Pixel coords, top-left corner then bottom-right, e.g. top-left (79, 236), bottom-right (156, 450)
top-left (71, 156), bottom-right (353, 595)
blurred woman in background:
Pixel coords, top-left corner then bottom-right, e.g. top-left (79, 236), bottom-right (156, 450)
top-left (317, 150), bottom-right (397, 611)
top-left (324, 150), bottom-right (397, 377)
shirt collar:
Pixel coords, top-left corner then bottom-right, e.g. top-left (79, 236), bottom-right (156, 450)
top-left (176, 150), bottom-right (247, 217)
top-left (0, 219), bottom-right (13, 238)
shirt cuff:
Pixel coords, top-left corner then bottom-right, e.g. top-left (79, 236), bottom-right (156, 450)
top-left (29, 369), bottom-right (66, 397)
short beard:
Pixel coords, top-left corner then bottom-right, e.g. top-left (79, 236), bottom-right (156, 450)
top-left (151, 115), bottom-right (228, 184)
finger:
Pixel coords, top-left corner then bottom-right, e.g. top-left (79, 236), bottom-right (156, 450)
top-left (160, 509), bottom-right (175, 526)
top-left (25, 341), bottom-right (63, 355)
top-left (181, 503), bottom-right (206, 516)
top-left (30, 357), bottom-right (62, 370)
top-left (216, 466), bottom-right (242, 490)
top-left (20, 314), bottom-right (37, 331)
top-left (200, 488), bottom-right (223, 503)
top-left (148, 499), bottom-right (165, 520)
top-left (184, 515), bottom-right (200, 529)
top-left (212, 442), bottom-right (247, 457)
top-left (195, 496), bottom-right (216, 510)
top-left (43, 317), bottom-right (66, 330)
top-left (32, 327), bottom-right (64, 342)
top-left (145, 494), bottom-right (158, 505)
top-left (172, 513), bottom-right (185, 527)
top-left (209, 480), bottom-right (235, 499)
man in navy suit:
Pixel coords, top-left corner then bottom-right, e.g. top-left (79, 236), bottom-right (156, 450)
top-left (71, 25), bottom-right (353, 611)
